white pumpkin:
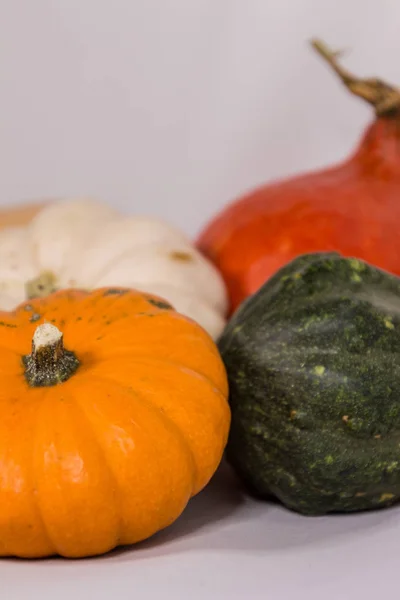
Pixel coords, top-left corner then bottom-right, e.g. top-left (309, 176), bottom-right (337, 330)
top-left (0, 198), bottom-right (228, 339)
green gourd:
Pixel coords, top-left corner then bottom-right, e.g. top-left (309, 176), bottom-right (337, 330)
top-left (218, 252), bottom-right (400, 515)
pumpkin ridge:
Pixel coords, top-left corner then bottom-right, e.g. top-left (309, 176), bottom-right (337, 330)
top-left (73, 374), bottom-right (198, 542)
top-left (89, 361), bottom-right (230, 494)
top-left (31, 388), bottom-right (59, 556)
top-left (31, 388), bottom-right (122, 557)
top-left (70, 220), bottom-right (192, 288)
top-left (83, 241), bottom-right (176, 288)
top-left (70, 395), bottom-right (122, 545)
top-left (88, 373), bottom-right (198, 497)
top-left (92, 243), bottom-right (226, 312)
top-left (96, 354), bottom-right (227, 397)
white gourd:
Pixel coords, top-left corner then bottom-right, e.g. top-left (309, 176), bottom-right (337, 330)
top-left (0, 198), bottom-right (228, 339)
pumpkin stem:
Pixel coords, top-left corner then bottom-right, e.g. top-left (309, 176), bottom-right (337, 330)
top-left (22, 323), bottom-right (80, 387)
top-left (311, 38), bottom-right (400, 116)
top-left (25, 271), bottom-right (58, 300)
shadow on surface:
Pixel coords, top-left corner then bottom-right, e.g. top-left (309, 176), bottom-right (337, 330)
top-left (102, 460), bottom-right (400, 561)
top-left (141, 459), bottom-right (246, 544)
top-left (102, 459), bottom-right (246, 561)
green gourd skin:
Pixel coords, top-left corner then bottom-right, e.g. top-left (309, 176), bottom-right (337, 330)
top-left (218, 252), bottom-right (400, 515)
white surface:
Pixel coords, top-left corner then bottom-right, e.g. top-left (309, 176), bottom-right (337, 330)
top-left (1, 1), bottom-right (400, 598)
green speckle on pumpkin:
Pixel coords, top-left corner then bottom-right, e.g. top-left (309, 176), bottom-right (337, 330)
top-left (339, 491), bottom-right (353, 498)
top-left (303, 315), bottom-right (319, 330)
top-left (349, 258), bottom-right (366, 272)
top-left (386, 462), bottom-right (398, 473)
top-left (346, 417), bottom-right (364, 432)
top-left (379, 493), bottom-right (395, 503)
top-left (325, 455), bottom-right (334, 465)
top-left (313, 365), bottom-right (325, 376)
top-left (384, 317), bottom-right (394, 329)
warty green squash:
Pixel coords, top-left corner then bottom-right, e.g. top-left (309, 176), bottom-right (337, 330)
top-left (218, 252), bottom-right (400, 515)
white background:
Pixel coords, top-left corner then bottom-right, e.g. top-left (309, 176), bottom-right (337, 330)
top-left (1, 0), bottom-right (399, 237)
top-left (1, 1), bottom-right (400, 599)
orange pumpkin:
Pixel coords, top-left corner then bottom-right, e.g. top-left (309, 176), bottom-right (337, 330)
top-left (0, 287), bottom-right (230, 558)
top-left (0, 199), bottom-right (47, 229)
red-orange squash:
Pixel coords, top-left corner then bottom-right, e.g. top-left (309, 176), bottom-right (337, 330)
top-left (197, 40), bottom-right (400, 313)
top-left (0, 287), bottom-right (230, 558)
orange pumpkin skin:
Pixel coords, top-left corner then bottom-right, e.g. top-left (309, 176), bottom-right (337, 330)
top-left (0, 288), bottom-right (230, 559)
top-left (0, 199), bottom-right (47, 229)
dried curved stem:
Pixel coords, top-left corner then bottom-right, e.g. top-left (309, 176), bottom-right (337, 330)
top-left (311, 38), bottom-right (400, 116)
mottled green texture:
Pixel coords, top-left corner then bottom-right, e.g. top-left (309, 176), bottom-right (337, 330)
top-left (218, 252), bottom-right (400, 515)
